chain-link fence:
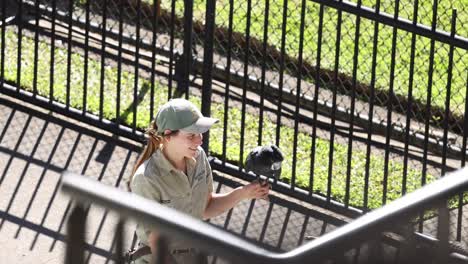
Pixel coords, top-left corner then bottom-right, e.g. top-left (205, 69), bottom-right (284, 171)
top-left (2, 1), bottom-right (468, 263)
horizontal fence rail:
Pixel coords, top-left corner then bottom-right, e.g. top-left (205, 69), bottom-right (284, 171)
top-left (312, 0), bottom-right (467, 49)
top-left (61, 167), bottom-right (468, 263)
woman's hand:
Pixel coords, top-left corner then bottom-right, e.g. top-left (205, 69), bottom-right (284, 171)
top-left (203, 180), bottom-right (271, 219)
top-left (241, 180), bottom-right (271, 200)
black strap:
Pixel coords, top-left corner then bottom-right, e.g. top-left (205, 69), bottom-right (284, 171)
top-left (171, 248), bottom-right (196, 254)
top-left (125, 245), bottom-right (152, 262)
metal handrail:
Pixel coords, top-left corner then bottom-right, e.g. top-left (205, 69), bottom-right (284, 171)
top-left (60, 167), bottom-right (468, 263)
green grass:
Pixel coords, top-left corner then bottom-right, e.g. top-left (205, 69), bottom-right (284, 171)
top-left (160, 0), bottom-right (467, 117)
top-left (1, 28), bottom-right (434, 209)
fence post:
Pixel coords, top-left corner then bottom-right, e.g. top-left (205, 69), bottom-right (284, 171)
top-left (398, 222), bottom-right (417, 264)
top-left (116, 220), bottom-right (125, 264)
top-left (201, 0), bottom-right (216, 152)
top-left (175, 0), bottom-right (195, 99)
top-left (436, 201), bottom-right (450, 264)
top-left (66, 205), bottom-right (86, 264)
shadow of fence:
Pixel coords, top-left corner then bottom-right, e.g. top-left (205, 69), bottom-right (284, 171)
top-left (0, 94), bottom-right (352, 263)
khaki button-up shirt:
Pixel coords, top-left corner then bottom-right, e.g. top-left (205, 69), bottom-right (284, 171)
top-left (130, 146), bottom-right (214, 251)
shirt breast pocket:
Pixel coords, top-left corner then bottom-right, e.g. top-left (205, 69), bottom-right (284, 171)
top-left (160, 193), bottom-right (186, 211)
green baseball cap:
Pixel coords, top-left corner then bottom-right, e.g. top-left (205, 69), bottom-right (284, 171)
top-left (155, 98), bottom-right (219, 134)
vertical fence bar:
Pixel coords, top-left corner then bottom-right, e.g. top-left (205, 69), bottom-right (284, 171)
top-left (168, 0), bottom-right (177, 99)
top-left (0, 0), bottom-right (4, 90)
top-left (436, 201), bottom-right (450, 264)
top-left (382, 0), bottom-right (400, 205)
top-left (32, 0), bottom-right (40, 97)
top-left (150, 0), bottom-right (160, 121)
top-left (201, 0), bottom-right (216, 152)
top-left (116, 3), bottom-right (124, 125)
top-left (16, 0), bottom-right (23, 93)
top-left (115, 220), bottom-right (125, 264)
top-left (133, 0), bottom-right (142, 133)
top-left (258, 203), bottom-right (274, 243)
top-left (458, 73), bottom-right (468, 241)
top-left (371, 243), bottom-right (384, 263)
top-left (196, 253), bottom-right (207, 264)
top-left (66, 205), bottom-right (86, 264)
top-left (83, 0), bottom-right (90, 114)
top-left (155, 236), bottom-right (169, 264)
top-left (65, 0), bottom-right (74, 109)
top-left (291, 0), bottom-right (307, 190)
top-left (221, 0), bottom-right (235, 164)
top-left (239, 0), bottom-right (252, 171)
top-left (420, 1), bottom-right (438, 233)
top-left (441, 9), bottom-right (456, 176)
top-left (181, 0), bottom-right (194, 99)
top-left (398, 223), bottom-right (417, 263)
top-left (240, 200), bottom-right (256, 236)
top-left (402, 0), bottom-right (419, 196)
top-left (258, 0), bottom-right (270, 146)
top-left (352, 247), bottom-right (361, 264)
top-left (327, 1), bottom-right (343, 202)
top-left (49, 0), bottom-right (57, 103)
top-left (99, 0), bottom-right (108, 120)
top-left (345, 0), bottom-right (362, 207)
top-left (363, 0), bottom-right (381, 210)
top-left (309, 4), bottom-right (324, 196)
top-left (211, 186), bottom-right (233, 261)
top-left (421, 0), bottom-right (438, 185)
top-left (276, 209), bottom-right (291, 249)
top-left (275, 0), bottom-right (288, 147)
top-left (297, 216), bottom-right (309, 246)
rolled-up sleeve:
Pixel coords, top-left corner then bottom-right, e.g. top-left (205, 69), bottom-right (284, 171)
top-left (131, 173), bottom-right (161, 202)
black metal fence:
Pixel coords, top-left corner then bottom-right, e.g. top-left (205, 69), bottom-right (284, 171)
top-left (61, 168), bottom-right (468, 263)
top-left (1, 0), bottom-right (467, 220)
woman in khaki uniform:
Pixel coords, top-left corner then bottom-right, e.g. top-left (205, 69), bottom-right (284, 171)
top-left (129, 99), bottom-right (270, 264)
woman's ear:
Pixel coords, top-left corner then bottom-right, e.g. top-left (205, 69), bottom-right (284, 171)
top-left (163, 129), bottom-right (172, 141)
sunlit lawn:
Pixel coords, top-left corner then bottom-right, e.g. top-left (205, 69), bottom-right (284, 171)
top-left (1, 28), bottom-right (434, 209)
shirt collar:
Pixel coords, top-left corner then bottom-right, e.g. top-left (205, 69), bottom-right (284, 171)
top-left (152, 148), bottom-right (175, 176)
top-left (152, 148), bottom-right (197, 176)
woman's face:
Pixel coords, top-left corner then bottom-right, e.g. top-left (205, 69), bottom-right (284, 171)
top-left (166, 130), bottom-right (203, 158)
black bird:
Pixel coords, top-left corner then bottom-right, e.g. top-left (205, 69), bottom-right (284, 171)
top-left (245, 144), bottom-right (284, 186)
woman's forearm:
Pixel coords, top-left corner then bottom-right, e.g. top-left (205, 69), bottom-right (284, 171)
top-left (203, 181), bottom-right (270, 219)
top-left (203, 187), bottom-right (245, 219)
